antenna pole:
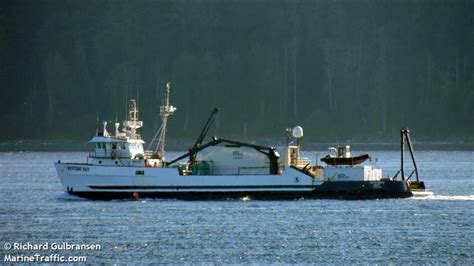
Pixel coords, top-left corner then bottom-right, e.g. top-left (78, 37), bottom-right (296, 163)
top-left (401, 128), bottom-right (405, 180)
top-left (404, 128), bottom-right (419, 182)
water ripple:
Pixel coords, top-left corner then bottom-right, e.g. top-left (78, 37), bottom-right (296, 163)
top-left (0, 151), bottom-right (473, 264)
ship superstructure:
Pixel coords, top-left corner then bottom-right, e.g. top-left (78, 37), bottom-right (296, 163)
top-left (87, 98), bottom-right (145, 167)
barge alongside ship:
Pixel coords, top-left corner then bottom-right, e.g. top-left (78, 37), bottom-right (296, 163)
top-left (54, 83), bottom-right (426, 200)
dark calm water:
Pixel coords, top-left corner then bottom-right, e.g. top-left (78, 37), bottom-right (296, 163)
top-left (0, 151), bottom-right (473, 264)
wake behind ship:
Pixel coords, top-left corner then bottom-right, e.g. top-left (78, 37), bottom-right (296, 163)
top-left (55, 82), bottom-right (426, 200)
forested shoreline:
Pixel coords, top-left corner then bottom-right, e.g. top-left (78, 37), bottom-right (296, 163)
top-left (1, 0), bottom-right (473, 142)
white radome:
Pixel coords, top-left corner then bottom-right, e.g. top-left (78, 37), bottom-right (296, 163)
top-left (292, 126), bottom-right (303, 138)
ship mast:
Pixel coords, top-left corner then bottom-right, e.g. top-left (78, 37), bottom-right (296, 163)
top-left (129, 99), bottom-right (139, 139)
top-left (155, 82), bottom-right (176, 159)
top-left (122, 99), bottom-right (143, 140)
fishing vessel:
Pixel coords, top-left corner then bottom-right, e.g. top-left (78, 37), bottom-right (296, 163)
top-left (54, 83), bottom-right (426, 200)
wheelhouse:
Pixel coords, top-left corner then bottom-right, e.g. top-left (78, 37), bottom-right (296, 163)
top-left (89, 136), bottom-right (144, 159)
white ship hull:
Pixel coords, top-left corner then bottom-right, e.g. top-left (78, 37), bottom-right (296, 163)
top-left (55, 163), bottom-right (317, 192)
top-left (54, 163), bottom-right (412, 200)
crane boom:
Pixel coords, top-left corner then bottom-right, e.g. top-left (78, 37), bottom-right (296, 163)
top-left (189, 107), bottom-right (219, 163)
